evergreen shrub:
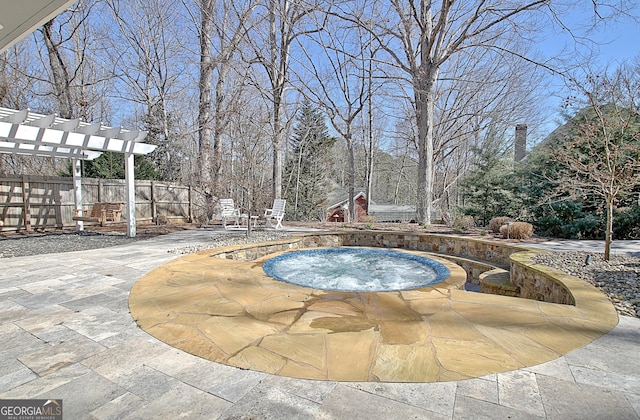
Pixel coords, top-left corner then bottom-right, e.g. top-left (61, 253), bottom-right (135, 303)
top-left (613, 205), bottom-right (640, 239)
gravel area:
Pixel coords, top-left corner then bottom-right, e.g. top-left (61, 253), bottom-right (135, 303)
top-left (0, 231), bottom-right (142, 257)
top-left (533, 252), bottom-right (640, 318)
top-left (0, 230), bottom-right (291, 258)
top-left (169, 231), bottom-right (292, 254)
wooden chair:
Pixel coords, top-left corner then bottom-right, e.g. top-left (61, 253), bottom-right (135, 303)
top-left (264, 199), bottom-right (286, 229)
top-left (73, 202), bottom-right (124, 226)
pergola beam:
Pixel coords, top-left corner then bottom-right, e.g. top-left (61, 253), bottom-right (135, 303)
top-left (0, 145), bottom-right (100, 160)
top-left (0, 123), bottom-right (156, 155)
top-left (0, 109), bottom-right (28, 124)
top-left (26, 113), bottom-right (56, 128)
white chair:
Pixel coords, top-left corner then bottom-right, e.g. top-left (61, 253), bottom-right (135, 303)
top-left (264, 199), bottom-right (286, 229)
top-left (219, 198), bottom-right (241, 229)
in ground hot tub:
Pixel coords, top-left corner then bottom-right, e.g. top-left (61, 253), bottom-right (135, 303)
top-left (262, 247), bottom-right (450, 292)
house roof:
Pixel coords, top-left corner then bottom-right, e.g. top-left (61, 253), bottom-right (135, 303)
top-left (326, 188), bottom-right (369, 210)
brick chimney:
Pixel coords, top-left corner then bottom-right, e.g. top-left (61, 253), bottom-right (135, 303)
top-left (515, 124), bottom-right (527, 162)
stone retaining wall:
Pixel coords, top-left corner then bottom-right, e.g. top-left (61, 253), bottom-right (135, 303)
top-left (338, 231), bottom-right (513, 267)
top-left (510, 250), bottom-right (575, 305)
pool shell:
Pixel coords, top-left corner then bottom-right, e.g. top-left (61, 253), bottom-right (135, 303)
top-left (129, 233), bottom-right (618, 383)
top-left (262, 247), bottom-right (451, 292)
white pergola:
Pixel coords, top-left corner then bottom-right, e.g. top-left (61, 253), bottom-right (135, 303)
top-left (0, 107), bottom-right (157, 237)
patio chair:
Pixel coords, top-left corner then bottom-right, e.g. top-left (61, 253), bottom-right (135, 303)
top-left (219, 198), bottom-right (241, 229)
top-left (264, 199), bottom-right (286, 229)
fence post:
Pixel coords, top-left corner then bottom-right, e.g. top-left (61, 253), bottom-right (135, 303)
top-left (21, 175), bottom-right (31, 231)
top-left (188, 185), bottom-right (193, 223)
top-left (151, 181), bottom-right (157, 224)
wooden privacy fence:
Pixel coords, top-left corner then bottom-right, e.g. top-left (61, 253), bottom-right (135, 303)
top-left (0, 175), bottom-right (193, 232)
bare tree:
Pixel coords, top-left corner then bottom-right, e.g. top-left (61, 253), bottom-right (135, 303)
top-left (246, 0), bottom-right (325, 201)
top-left (226, 94), bottom-right (274, 212)
top-left (301, 14), bottom-right (375, 222)
top-left (352, 0), bottom-right (629, 225)
top-left (554, 65), bottom-right (640, 259)
top-left (431, 37), bottom-right (549, 217)
top-left (38, 1), bottom-right (101, 120)
top-left (103, 0), bottom-right (188, 181)
top-left (195, 0), bottom-right (258, 217)
top-left (0, 47), bottom-right (38, 110)
top-left (0, 46), bottom-right (42, 175)
top-left (197, 0), bottom-right (215, 206)
top-left (17, 1), bottom-right (107, 175)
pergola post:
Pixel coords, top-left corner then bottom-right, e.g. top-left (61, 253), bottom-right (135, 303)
top-left (72, 158), bottom-right (84, 232)
top-left (124, 152), bottom-right (136, 237)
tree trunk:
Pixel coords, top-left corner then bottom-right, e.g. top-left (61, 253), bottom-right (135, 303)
top-left (198, 0), bottom-right (215, 217)
top-left (346, 127), bottom-right (356, 223)
top-left (415, 71), bottom-right (437, 225)
top-left (605, 196), bottom-right (613, 260)
top-left (42, 19), bottom-right (73, 119)
top-left (268, 0), bottom-right (285, 200)
top-left (213, 62), bottom-right (229, 195)
top-left (272, 94), bottom-right (284, 200)
top-left (365, 47), bottom-right (374, 214)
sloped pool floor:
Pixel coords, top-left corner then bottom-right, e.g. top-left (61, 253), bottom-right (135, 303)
top-left (129, 248), bottom-right (617, 383)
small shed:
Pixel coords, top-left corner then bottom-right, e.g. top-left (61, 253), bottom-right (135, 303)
top-left (326, 191), bottom-right (368, 223)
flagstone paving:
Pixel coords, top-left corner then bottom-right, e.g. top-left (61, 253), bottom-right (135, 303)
top-left (129, 245), bottom-right (617, 383)
top-left (1, 229), bottom-right (638, 419)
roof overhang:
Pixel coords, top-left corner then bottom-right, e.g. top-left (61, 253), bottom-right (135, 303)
top-left (0, 0), bottom-right (77, 53)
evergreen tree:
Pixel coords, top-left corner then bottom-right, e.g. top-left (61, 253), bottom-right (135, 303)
top-left (141, 102), bottom-right (183, 182)
top-left (284, 103), bottom-right (335, 221)
top-left (59, 152), bottom-right (160, 180)
top-left (459, 134), bottom-right (520, 226)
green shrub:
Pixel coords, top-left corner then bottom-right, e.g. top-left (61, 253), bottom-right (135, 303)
top-left (489, 216), bottom-right (513, 233)
top-left (613, 205), bottom-right (640, 239)
top-left (500, 222), bottom-right (533, 239)
top-left (533, 201), bottom-right (601, 239)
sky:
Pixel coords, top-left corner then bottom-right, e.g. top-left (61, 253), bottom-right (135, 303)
top-left (534, 5), bottom-right (640, 138)
top-left (541, 11), bottom-right (640, 66)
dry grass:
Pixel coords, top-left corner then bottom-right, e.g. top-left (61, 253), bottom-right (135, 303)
top-left (500, 222), bottom-right (533, 239)
top-left (489, 217), bottom-right (513, 233)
